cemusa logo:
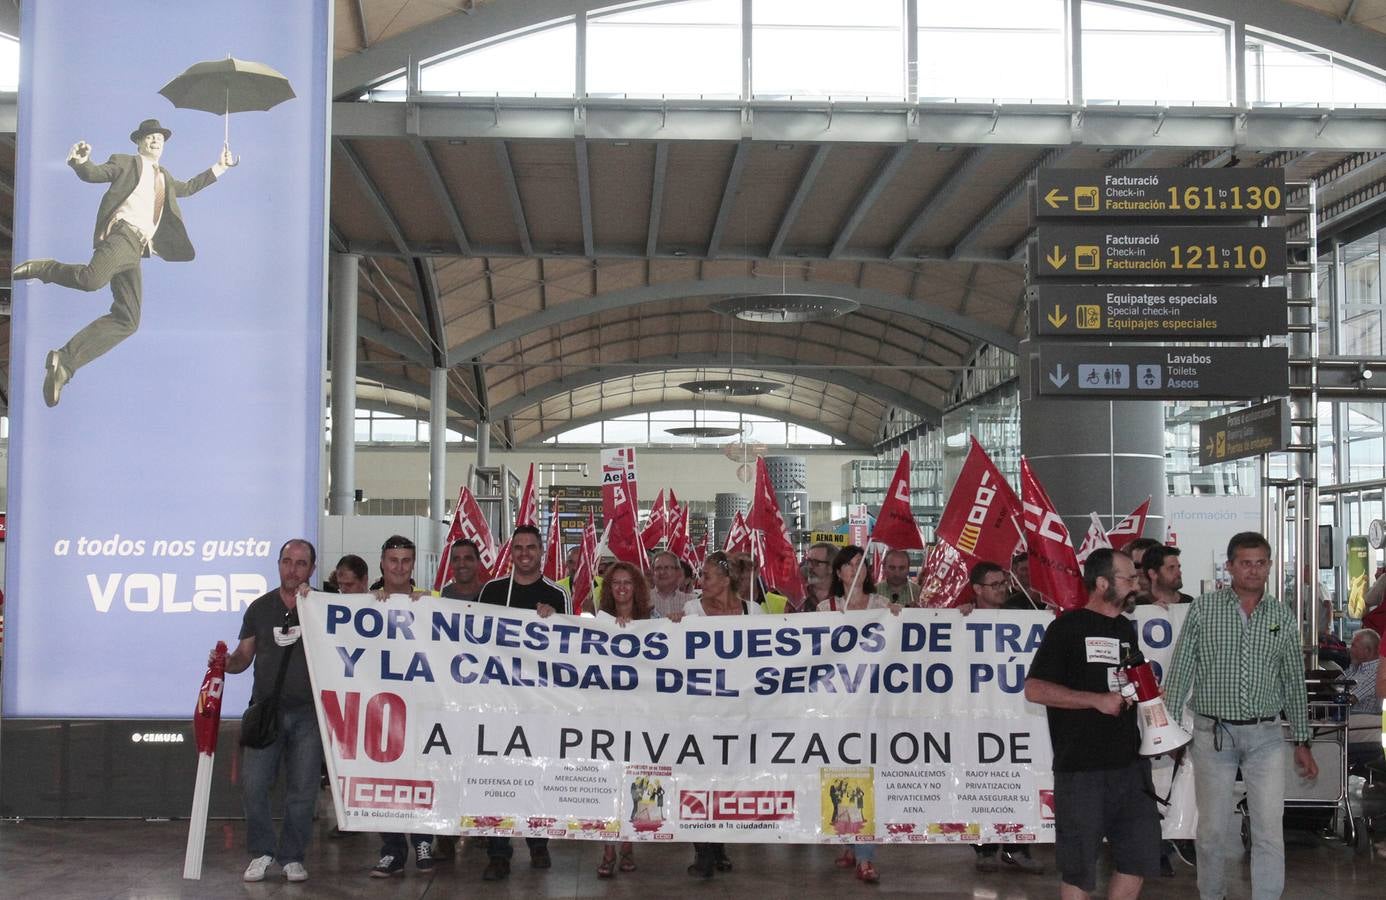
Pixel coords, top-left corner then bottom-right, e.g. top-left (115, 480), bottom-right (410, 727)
top-left (679, 790), bottom-right (795, 822)
top-left (130, 732), bottom-right (185, 743)
top-left (344, 777), bottom-right (436, 811)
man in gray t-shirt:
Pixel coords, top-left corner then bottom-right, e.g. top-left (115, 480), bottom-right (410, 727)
top-left (214, 538), bottom-right (321, 884)
top-left (439, 539), bottom-right (484, 602)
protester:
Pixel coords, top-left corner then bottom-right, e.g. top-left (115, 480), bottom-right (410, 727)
top-left (1164, 531), bottom-right (1317, 900)
top-left (648, 550), bottom-right (694, 618)
top-left (1137, 545), bottom-right (1193, 609)
top-left (1024, 548), bottom-right (1158, 899)
top-left (477, 524), bottom-right (569, 880)
top-left (439, 539), bottom-right (484, 601)
top-left (682, 551), bottom-right (752, 876)
top-left (594, 561), bottom-right (651, 877)
top-left (729, 551), bottom-right (787, 613)
top-left (880, 548), bottom-right (921, 607)
top-left (333, 554), bottom-right (369, 595)
top-left (369, 535), bottom-right (432, 878)
top-left (802, 541), bottom-right (837, 611)
top-left (1008, 552), bottom-right (1043, 608)
top-left (216, 539), bottom-right (321, 884)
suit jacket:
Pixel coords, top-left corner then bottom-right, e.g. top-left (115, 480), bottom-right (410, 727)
top-left (69, 153), bottom-right (218, 262)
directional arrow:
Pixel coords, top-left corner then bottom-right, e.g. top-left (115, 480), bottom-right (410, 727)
top-left (1204, 438), bottom-right (1216, 457)
top-left (1046, 305), bottom-right (1069, 328)
top-left (1048, 364), bottom-right (1069, 388)
top-left (1044, 188), bottom-right (1069, 209)
top-left (1045, 246), bottom-right (1067, 269)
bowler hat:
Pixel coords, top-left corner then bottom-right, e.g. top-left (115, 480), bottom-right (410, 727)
top-left (129, 119), bottom-right (172, 143)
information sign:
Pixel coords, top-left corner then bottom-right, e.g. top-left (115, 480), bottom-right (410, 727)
top-left (1036, 169), bottom-right (1286, 218)
top-left (1028, 284), bottom-right (1287, 339)
top-left (1196, 399), bottom-right (1291, 465)
top-left (1032, 225), bottom-right (1286, 279)
top-left (1034, 345), bottom-right (1289, 400)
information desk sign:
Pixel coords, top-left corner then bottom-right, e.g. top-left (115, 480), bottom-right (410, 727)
top-left (1028, 284), bottom-right (1288, 339)
top-left (1197, 399), bottom-right (1291, 466)
top-left (1034, 345), bottom-right (1289, 400)
top-left (1032, 225), bottom-right (1286, 280)
top-left (1035, 169), bottom-right (1286, 218)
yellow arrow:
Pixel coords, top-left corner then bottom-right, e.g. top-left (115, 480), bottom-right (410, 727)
top-left (1047, 305), bottom-right (1069, 328)
top-left (1044, 188), bottom-right (1069, 208)
top-left (1045, 246), bottom-right (1067, 269)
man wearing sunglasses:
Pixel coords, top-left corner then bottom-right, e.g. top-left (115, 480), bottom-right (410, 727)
top-left (216, 538), bottom-right (320, 884)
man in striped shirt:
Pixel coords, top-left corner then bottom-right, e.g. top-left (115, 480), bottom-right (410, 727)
top-left (1164, 531), bottom-right (1318, 900)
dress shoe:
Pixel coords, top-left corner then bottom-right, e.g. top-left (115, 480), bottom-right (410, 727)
top-left (13, 259), bottom-right (54, 281)
top-left (43, 350), bottom-right (70, 408)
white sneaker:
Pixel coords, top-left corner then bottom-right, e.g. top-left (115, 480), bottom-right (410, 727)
top-left (283, 862), bottom-right (308, 882)
top-left (244, 855), bottom-right (274, 882)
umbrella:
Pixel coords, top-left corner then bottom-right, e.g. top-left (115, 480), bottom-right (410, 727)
top-left (159, 56), bottom-right (296, 159)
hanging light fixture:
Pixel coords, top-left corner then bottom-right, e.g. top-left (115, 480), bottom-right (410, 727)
top-left (710, 263), bottom-right (858, 323)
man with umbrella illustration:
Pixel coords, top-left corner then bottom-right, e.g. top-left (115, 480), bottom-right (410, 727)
top-left (14, 118), bottom-right (235, 407)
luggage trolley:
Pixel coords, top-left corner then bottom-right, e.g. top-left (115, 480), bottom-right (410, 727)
top-left (1238, 682), bottom-right (1359, 851)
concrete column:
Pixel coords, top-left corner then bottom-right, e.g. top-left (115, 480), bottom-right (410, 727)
top-left (1020, 340), bottom-right (1166, 546)
top-left (477, 420), bottom-right (491, 468)
top-left (328, 253), bottom-right (358, 516)
top-left (430, 367), bottom-right (447, 521)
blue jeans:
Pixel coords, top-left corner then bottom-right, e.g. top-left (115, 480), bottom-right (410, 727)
top-left (1191, 717), bottom-right (1287, 900)
top-left (241, 704), bottom-right (323, 865)
top-left (488, 836), bottom-right (548, 859)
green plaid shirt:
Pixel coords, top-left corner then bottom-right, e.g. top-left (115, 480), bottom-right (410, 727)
top-left (1164, 588), bottom-right (1311, 742)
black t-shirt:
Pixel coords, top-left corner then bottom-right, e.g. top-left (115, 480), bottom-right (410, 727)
top-left (1026, 608), bottom-right (1143, 772)
top-left (477, 575), bottom-right (569, 614)
top-left (239, 589), bottom-right (314, 710)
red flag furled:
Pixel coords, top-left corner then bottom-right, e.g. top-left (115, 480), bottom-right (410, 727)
top-left (1105, 497), bottom-right (1151, 551)
top-left (935, 437), bottom-right (1023, 567)
top-left (570, 513), bottom-right (598, 614)
top-left (183, 641), bottom-right (227, 879)
top-left (491, 539), bottom-right (513, 579)
top-left (747, 457), bottom-right (806, 601)
top-left (542, 502), bottom-right (565, 582)
top-left (434, 487), bottom-right (501, 588)
top-left (605, 467), bottom-right (646, 569)
top-left (1019, 458), bottom-right (1085, 610)
top-left (668, 505), bottom-right (692, 563)
top-left (1075, 512), bottom-right (1113, 565)
top-left (640, 488), bottom-right (667, 551)
top-left (516, 463), bottom-right (539, 528)
top-left (870, 451), bottom-right (926, 550)
top-left (870, 543), bottom-right (886, 585)
top-left (915, 539), bottom-right (973, 608)
top-left (724, 509), bottom-right (752, 554)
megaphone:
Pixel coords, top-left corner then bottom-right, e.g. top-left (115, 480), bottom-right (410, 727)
top-left (1119, 662), bottom-right (1192, 757)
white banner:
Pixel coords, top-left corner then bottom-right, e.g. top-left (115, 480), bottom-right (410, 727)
top-left (300, 596), bottom-right (1190, 843)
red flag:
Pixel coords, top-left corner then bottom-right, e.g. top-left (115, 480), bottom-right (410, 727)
top-left (570, 513), bottom-right (598, 614)
top-left (936, 437), bottom-right (1023, 567)
top-left (870, 543), bottom-right (886, 584)
top-left (1075, 512), bottom-right (1113, 565)
top-left (605, 467), bottom-right (646, 569)
top-left (516, 463), bottom-right (539, 528)
top-left (543, 502), bottom-right (565, 582)
top-left (193, 642), bottom-right (227, 755)
top-left (748, 457), bottom-right (806, 601)
top-left (668, 505), bottom-right (692, 562)
top-left (433, 487), bottom-right (500, 588)
top-left (1105, 497), bottom-right (1151, 551)
top-left (491, 539), bottom-right (513, 579)
top-left (916, 539), bottom-right (973, 608)
top-left (724, 509), bottom-right (752, 554)
top-left (640, 488), bottom-right (667, 551)
top-left (1019, 458), bottom-right (1085, 610)
top-left (870, 451), bottom-right (926, 550)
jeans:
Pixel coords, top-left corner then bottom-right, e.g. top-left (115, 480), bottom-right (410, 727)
top-left (241, 704), bottom-right (323, 865)
top-left (381, 832), bottom-right (430, 860)
top-left (487, 836), bottom-right (548, 859)
top-left (1191, 717), bottom-right (1287, 900)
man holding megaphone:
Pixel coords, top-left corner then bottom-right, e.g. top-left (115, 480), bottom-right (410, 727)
top-left (1025, 548), bottom-right (1161, 899)
top-left (1164, 531), bottom-right (1317, 900)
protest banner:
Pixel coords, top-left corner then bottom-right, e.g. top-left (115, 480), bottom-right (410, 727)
top-left (300, 599), bottom-right (1190, 843)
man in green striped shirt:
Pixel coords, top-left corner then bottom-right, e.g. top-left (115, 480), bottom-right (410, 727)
top-left (1164, 531), bottom-right (1318, 900)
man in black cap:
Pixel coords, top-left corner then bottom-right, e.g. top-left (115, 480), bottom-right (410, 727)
top-left (14, 118), bottom-right (234, 406)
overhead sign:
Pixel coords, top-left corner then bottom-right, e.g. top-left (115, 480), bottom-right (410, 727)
top-left (1036, 169), bottom-right (1286, 218)
top-left (1032, 225), bottom-right (1286, 279)
top-left (1035, 345), bottom-right (1289, 400)
top-left (810, 531), bottom-right (849, 547)
top-left (1197, 399), bottom-right (1291, 466)
top-left (1029, 284), bottom-right (1288, 339)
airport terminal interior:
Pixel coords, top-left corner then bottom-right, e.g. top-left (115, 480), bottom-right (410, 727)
top-left (6, 0), bottom-right (1386, 896)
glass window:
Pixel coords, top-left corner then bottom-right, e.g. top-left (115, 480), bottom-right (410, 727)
top-left (603, 417), bottom-right (650, 443)
top-left (1340, 233), bottom-right (1382, 356)
top-left (370, 415), bottom-right (419, 442)
top-left (422, 20), bottom-right (577, 97)
top-left (1246, 34), bottom-right (1386, 107)
top-left (0, 35), bottom-right (18, 92)
top-left (553, 421), bottom-right (605, 443)
top-left (918, 0), bottom-right (1067, 102)
top-left (1082, 2), bottom-right (1229, 105)
top-left (753, 0), bottom-right (905, 100)
top-left (1344, 402), bottom-right (1386, 484)
top-left (588, 0), bottom-right (742, 98)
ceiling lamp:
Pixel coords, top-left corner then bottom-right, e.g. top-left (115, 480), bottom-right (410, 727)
top-left (710, 293), bottom-right (858, 324)
top-left (678, 378), bottom-right (782, 397)
top-left (665, 425), bottom-right (742, 438)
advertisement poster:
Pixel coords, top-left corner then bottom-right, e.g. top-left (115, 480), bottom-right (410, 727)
top-left (4, 0), bottom-right (330, 717)
top-left (300, 599), bottom-right (1191, 843)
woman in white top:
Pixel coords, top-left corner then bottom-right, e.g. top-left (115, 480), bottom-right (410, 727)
top-left (594, 562), bottom-right (649, 877)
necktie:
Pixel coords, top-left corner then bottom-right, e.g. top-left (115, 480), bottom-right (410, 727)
top-left (152, 169), bottom-right (166, 226)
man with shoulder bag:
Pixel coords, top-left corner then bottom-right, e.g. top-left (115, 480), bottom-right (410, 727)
top-left (211, 538), bottom-right (321, 884)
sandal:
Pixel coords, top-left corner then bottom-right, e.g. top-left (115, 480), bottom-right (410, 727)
top-left (597, 849), bottom-right (616, 878)
top-left (835, 848), bottom-right (857, 869)
top-left (855, 861), bottom-right (879, 883)
top-left (619, 846), bottom-right (637, 872)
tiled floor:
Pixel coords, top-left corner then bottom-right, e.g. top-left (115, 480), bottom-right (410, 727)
top-left (3, 791), bottom-right (1383, 899)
